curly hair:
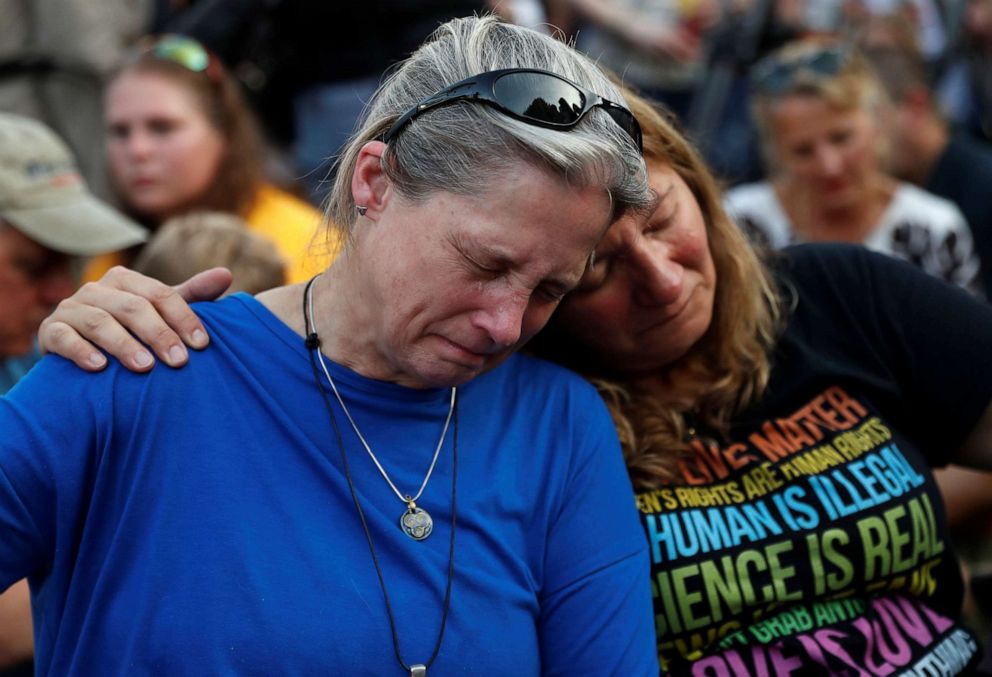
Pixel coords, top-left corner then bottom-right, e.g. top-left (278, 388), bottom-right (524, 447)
top-left (534, 91), bottom-right (783, 489)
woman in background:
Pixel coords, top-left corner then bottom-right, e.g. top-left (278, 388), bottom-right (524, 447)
top-left (89, 35), bottom-right (332, 284)
top-left (725, 38), bottom-right (983, 296)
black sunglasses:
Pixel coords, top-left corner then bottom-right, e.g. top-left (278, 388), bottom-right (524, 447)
top-left (750, 46), bottom-right (850, 95)
top-left (382, 68), bottom-right (643, 152)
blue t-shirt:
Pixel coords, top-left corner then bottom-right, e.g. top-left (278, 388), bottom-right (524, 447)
top-left (0, 294), bottom-right (656, 676)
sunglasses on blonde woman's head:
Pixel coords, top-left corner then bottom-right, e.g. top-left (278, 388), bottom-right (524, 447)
top-left (383, 68), bottom-right (643, 152)
top-left (749, 45), bottom-right (850, 95)
top-left (130, 34), bottom-right (225, 85)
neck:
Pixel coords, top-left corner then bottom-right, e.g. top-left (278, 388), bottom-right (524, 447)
top-left (310, 250), bottom-right (394, 380)
top-left (777, 174), bottom-right (894, 243)
top-left (261, 247), bottom-right (399, 383)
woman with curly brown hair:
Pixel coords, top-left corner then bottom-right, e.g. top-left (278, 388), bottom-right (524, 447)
top-left (37, 85), bottom-right (992, 674)
top-left (536, 91), bottom-right (992, 674)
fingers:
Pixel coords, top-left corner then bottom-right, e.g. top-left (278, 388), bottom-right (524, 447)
top-left (174, 267), bottom-right (232, 303)
top-left (37, 316), bottom-right (109, 372)
top-left (40, 266), bottom-right (216, 371)
top-left (40, 280), bottom-right (177, 371)
top-left (104, 266), bottom-right (216, 362)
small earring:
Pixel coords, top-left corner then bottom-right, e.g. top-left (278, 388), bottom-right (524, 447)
top-left (357, 205), bottom-right (368, 217)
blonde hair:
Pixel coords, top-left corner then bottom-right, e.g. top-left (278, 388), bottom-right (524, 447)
top-left (133, 211), bottom-right (286, 294)
top-left (750, 38), bottom-right (891, 172)
top-left (534, 92), bottom-right (783, 488)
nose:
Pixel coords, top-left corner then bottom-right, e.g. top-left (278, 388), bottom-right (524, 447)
top-left (471, 291), bottom-right (528, 350)
top-left (813, 144), bottom-right (843, 178)
top-left (628, 240), bottom-right (683, 307)
top-left (123, 129), bottom-right (154, 161)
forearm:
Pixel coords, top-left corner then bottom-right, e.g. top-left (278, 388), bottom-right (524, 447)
top-left (954, 401), bottom-right (992, 471)
top-left (0, 579), bottom-right (33, 669)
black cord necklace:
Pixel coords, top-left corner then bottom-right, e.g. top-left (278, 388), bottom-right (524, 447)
top-left (302, 276), bottom-right (457, 677)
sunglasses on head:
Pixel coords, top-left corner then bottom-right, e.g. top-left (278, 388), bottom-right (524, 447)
top-left (133, 35), bottom-right (224, 85)
top-left (749, 45), bottom-right (850, 95)
top-left (383, 68), bottom-right (643, 152)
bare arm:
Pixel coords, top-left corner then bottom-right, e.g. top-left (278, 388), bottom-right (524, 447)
top-left (954, 402), bottom-right (992, 471)
top-left (0, 580), bottom-right (32, 669)
top-left (38, 266), bottom-right (231, 372)
top-left (935, 465), bottom-right (992, 527)
top-left (930, 403), bottom-right (992, 527)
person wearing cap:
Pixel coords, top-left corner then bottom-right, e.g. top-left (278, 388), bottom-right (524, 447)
top-left (0, 112), bottom-right (146, 394)
top-left (0, 113), bottom-right (145, 674)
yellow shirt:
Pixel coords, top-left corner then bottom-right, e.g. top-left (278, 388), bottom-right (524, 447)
top-left (84, 183), bottom-right (338, 284)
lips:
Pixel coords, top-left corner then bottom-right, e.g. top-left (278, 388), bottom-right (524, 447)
top-left (634, 288), bottom-right (694, 335)
top-left (130, 177), bottom-right (157, 189)
top-left (821, 179), bottom-right (849, 193)
top-left (439, 336), bottom-right (491, 364)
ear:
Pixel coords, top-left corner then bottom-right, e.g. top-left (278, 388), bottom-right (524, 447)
top-left (351, 141), bottom-right (392, 220)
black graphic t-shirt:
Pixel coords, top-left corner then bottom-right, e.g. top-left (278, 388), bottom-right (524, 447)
top-left (637, 244), bottom-right (992, 675)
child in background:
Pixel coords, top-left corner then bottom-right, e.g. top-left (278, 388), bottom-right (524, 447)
top-left (133, 211), bottom-right (286, 295)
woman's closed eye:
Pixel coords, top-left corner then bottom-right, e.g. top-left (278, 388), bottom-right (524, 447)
top-left (577, 254), bottom-right (612, 291)
top-left (534, 281), bottom-right (569, 303)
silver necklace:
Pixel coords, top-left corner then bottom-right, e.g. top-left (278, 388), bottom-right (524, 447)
top-left (306, 274), bottom-right (456, 541)
top-left (303, 276), bottom-right (457, 676)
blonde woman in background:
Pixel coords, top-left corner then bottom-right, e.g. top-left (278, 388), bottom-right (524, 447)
top-left (724, 38), bottom-right (983, 295)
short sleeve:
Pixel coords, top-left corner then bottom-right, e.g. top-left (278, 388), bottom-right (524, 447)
top-left (864, 248), bottom-right (992, 456)
top-left (783, 244), bottom-right (992, 461)
top-left (0, 357), bottom-right (108, 589)
top-left (538, 384), bottom-right (657, 676)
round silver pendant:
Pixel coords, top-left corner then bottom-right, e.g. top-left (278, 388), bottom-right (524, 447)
top-left (400, 506), bottom-right (433, 540)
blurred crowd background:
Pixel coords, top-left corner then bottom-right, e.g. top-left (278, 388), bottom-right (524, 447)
top-left (5, 1), bottom-right (992, 201)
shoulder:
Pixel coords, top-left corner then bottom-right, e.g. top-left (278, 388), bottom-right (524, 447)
top-left (723, 181), bottom-right (778, 211)
top-left (6, 296), bottom-right (285, 424)
top-left (472, 352), bottom-right (603, 405)
top-left (930, 135), bottom-right (992, 203)
top-left (778, 242), bottom-right (985, 322)
top-left (724, 182), bottom-right (790, 247)
top-left (887, 183), bottom-right (967, 228)
top-left (190, 293), bottom-right (265, 334)
top-left (779, 242), bottom-right (917, 286)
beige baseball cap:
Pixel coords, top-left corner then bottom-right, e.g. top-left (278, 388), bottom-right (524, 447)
top-left (0, 113), bottom-right (147, 256)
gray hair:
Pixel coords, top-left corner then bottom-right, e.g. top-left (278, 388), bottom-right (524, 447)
top-left (326, 15), bottom-right (650, 237)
